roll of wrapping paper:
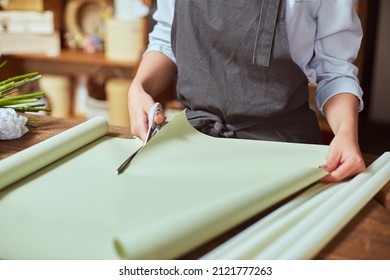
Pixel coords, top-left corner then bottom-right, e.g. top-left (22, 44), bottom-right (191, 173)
top-left (0, 116), bottom-right (109, 190)
top-left (201, 152), bottom-right (390, 260)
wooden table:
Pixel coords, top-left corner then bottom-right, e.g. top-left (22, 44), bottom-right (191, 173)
top-left (1, 115), bottom-right (389, 260)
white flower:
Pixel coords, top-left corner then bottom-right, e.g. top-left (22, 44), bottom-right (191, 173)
top-left (0, 108), bottom-right (28, 140)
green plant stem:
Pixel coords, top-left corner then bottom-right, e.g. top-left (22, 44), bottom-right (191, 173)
top-left (0, 98), bottom-right (40, 106)
top-left (0, 72), bottom-right (40, 86)
top-left (0, 58), bottom-right (50, 115)
top-left (0, 81), bottom-right (15, 92)
top-left (0, 91), bottom-right (45, 103)
top-left (0, 74), bottom-right (42, 95)
top-left (13, 106), bottom-right (51, 112)
top-left (0, 60), bottom-right (6, 69)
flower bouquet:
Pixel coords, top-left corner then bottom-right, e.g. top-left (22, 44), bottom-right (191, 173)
top-left (0, 54), bottom-right (50, 140)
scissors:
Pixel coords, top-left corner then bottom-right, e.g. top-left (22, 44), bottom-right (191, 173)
top-left (116, 102), bottom-right (166, 175)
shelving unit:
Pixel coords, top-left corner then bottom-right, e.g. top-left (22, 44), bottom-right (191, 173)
top-left (0, 0), bottom-right (179, 121)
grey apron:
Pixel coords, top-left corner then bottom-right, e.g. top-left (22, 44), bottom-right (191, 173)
top-left (171, 0), bottom-right (322, 144)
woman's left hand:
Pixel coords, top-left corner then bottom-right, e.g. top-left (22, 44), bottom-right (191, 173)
top-left (320, 93), bottom-right (366, 182)
top-left (320, 130), bottom-right (365, 182)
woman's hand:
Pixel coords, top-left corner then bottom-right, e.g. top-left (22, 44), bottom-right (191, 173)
top-left (128, 82), bottom-right (166, 142)
top-left (321, 93), bottom-right (366, 182)
top-left (126, 51), bottom-right (177, 141)
top-left (320, 130), bottom-right (365, 182)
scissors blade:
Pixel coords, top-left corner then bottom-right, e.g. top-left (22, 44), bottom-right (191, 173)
top-left (115, 124), bottom-right (154, 175)
top-left (116, 103), bottom-right (163, 175)
top-left (115, 145), bottom-right (142, 175)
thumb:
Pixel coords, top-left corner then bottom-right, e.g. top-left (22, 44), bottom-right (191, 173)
top-left (321, 150), bottom-right (341, 173)
top-left (154, 111), bottom-right (166, 125)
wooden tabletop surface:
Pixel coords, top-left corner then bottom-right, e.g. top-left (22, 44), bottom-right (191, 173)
top-left (1, 114), bottom-right (389, 260)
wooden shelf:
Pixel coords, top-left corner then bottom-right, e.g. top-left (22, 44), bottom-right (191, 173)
top-left (1, 49), bottom-right (137, 79)
top-left (4, 48), bottom-right (139, 69)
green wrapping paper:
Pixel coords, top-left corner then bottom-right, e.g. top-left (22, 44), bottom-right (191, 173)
top-left (201, 152), bottom-right (390, 260)
top-left (0, 111), bottom-right (328, 259)
top-left (0, 116), bottom-right (109, 190)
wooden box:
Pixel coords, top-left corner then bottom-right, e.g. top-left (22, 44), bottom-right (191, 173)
top-left (6, 0), bottom-right (63, 29)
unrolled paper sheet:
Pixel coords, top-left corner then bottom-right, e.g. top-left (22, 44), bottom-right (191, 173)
top-left (0, 111), bottom-right (329, 259)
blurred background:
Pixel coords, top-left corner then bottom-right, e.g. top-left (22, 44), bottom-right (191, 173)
top-left (0, 0), bottom-right (388, 154)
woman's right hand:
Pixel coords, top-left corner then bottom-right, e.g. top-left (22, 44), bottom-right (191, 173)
top-left (126, 51), bottom-right (177, 141)
top-left (128, 82), bottom-right (165, 142)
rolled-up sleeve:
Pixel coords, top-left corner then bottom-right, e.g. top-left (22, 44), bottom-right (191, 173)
top-left (145, 0), bottom-right (176, 63)
top-left (309, 0), bottom-right (363, 113)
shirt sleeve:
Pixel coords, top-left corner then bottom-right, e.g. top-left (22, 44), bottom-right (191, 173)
top-left (309, 0), bottom-right (364, 114)
top-left (145, 0), bottom-right (176, 63)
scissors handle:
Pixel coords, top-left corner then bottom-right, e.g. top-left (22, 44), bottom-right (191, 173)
top-left (148, 103), bottom-right (163, 129)
top-left (144, 102), bottom-right (164, 143)
top-left (116, 102), bottom-right (164, 175)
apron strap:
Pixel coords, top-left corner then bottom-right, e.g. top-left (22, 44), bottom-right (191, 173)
top-left (252, 0), bottom-right (281, 66)
top-left (186, 110), bottom-right (237, 138)
top-left (186, 103), bottom-right (312, 139)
